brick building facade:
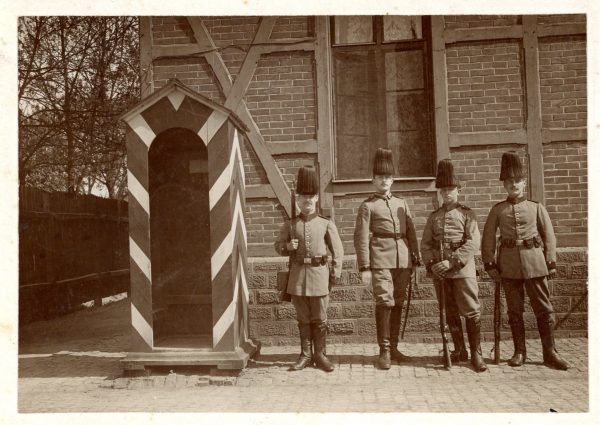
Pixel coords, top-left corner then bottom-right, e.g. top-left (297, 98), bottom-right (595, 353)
top-left (138, 15), bottom-right (587, 345)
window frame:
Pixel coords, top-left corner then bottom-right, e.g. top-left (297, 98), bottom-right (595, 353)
top-left (329, 16), bottom-right (436, 183)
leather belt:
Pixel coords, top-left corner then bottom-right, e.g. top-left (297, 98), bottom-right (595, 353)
top-left (294, 255), bottom-right (328, 266)
top-left (373, 232), bottom-right (406, 240)
top-left (500, 235), bottom-right (542, 249)
top-left (440, 239), bottom-right (465, 250)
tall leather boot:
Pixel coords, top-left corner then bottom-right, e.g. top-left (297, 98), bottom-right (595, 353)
top-left (466, 317), bottom-right (488, 373)
top-left (507, 318), bottom-right (527, 367)
top-left (289, 323), bottom-right (313, 371)
top-left (375, 305), bottom-right (391, 369)
top-left (389, 304), bottom-right (410, 363)
top-left (447, 314), bottom-right (469, 362)
top-left (537, 317), bottom-right (569, 370)
top-left (312, 322), bottom-right (334, 372)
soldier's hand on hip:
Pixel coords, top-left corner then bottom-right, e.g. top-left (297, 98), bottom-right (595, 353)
top-left (361, 270), bottom-right (372, 285)
top-left (431, 260), bottom-right (450, 278)
top-left (547, 268), bottom-right (557, 280)
top-left (277, 290), bottom-right (285, 303)
top-left (286, 239), bottom-right (298, 251)
top-left (487, 268), bottom-right (501, 283)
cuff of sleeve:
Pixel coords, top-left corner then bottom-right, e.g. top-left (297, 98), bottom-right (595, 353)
top-left (425, 259), bottom-right (435, 273)
top-left (546, 261), bottom-right (556, 270)
top-left (411, 253), bottom-right (422, 267)
top-left (449, 256), bottom-right (465, 271)
top-left (359, 266), bottom-right (370, 272)
top-left (484, 262), bottom-right (497, 271)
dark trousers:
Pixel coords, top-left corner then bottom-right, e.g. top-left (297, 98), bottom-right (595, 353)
top-left (502, 277), bottom-right (554, 324)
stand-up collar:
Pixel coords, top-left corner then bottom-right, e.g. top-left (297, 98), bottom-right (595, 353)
top-left (299, 212), bottom-right (318, 221)
top-left (373, 192), bottom-right (392, 200)
top-left (507, 195), bottom-right (526, 204)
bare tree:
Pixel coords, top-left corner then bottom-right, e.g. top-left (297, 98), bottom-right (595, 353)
top-left (18, 16), bottom-right (139, 199)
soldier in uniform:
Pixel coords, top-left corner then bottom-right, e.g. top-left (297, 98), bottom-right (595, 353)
top-left (354, 148), bottom-right (420, 370)
top-left (274, 166), bottom-right (344, 372)
top-left (482, 151), bottom-right (569, 370)
top-left (421, 159), bottom-right (487, 372)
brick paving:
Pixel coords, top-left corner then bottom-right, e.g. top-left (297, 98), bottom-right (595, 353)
top-left (17, 299), bottom-right (589, 413)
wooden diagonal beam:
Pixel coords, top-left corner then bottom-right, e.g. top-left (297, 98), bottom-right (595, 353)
top-left (186, 17), bottom-right (294, 216)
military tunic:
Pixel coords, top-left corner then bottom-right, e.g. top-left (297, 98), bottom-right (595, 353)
top-left (275, 213), bottom-right (344, 297)
top-left (482, 197), bottom-right (556, 279)
top-left (421, 203), bottom-right (481, 319)
top-left (482, 196), bottom-right (556, 321)
top-left (354, 193), bottom-right (419, 307)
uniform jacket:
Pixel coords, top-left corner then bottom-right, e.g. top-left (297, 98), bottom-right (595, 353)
top-left (482, 196), bottom-right (557, 279)
top-left (420, 203), bottom-right (480, 279)
top-left (353, 193), bottom-right (419, 270)
top-left (274, 213), bottom-right (344, 296)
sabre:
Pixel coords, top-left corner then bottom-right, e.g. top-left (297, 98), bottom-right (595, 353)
top-left (401, 269), bottom-right (414, 340)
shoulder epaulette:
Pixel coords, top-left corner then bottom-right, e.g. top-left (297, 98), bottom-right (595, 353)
top-left (318, 214), bottom-right (330, 221)
top-left (527, 199), bottom-right (539, 204)
top-left (457, 203), bottom-right (471, 211)
top-left (493, 200), bottom-right (507, 207)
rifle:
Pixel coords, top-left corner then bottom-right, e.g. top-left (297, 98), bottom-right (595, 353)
top-left (401, 269), bottom-right (415, 340)
top-left (438, 240), bottom-right (452, 369)
top-left (492, 236), bottom-right (502, 364)
top-left (285, 181), bottom-right (297, 302)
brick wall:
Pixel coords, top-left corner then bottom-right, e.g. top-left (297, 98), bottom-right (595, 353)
top-left (446, 41), bottom-right (524, 132)
top-left (450, 145), bottom-right (529, 226)
top-left (539, 36), bottom-right (587, 129)
top-left (248, 252), bottom-right (587, 346)
top-left (543, 142), bottom-right (587, 235)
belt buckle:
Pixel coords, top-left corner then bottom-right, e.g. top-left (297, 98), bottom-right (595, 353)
top-left (303, 257), bottom-right (312, 264)
top-left (312, 255), bottom-right (323, 266)
top-left (394, 233), bottom-right (402, 240)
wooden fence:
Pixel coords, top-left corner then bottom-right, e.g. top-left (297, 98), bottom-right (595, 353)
top-left (19, 187), bottom-right (130, 324)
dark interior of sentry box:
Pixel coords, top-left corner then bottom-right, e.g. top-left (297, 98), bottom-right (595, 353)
top-left (149, 127), bottom-right (212, 350)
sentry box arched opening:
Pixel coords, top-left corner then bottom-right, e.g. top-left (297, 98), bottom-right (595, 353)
top-left (119, 79), bottom-right (257, 371)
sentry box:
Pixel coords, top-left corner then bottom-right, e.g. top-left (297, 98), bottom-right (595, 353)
top-left (119, 79), bottom-right (257, 371)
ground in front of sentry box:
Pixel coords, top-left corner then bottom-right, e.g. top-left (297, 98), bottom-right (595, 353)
top-left (18, 298), bottom-right (588, 413)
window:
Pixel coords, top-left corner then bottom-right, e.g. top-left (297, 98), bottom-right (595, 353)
top-left (331, 16), bottom-right (435, 180)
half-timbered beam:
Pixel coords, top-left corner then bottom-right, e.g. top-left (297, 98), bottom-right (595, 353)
top-left (431, 16), bottom-right (450, 163)
top-left (186, 17), bottom-right (294, 216)
top-left (443, 25), bottom-right (524, 44)
top-left (449, 130), bottom-right (527, 148)
top-left (537, 22), bottom-right (586, 38)
top-left (314, 17), bottom-right (335, 216)
top-left (140, 17), bottom-right (154, 98)
top-left (523, 15), bottom-right (545, 203)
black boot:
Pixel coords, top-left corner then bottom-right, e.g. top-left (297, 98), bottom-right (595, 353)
top-left (507, 318), bottom-right (527, 367)
top-left (447, 314), bottom-right (469, 363)
top-left (375, 306), bottom-right (391, 369)
top-left (289, 323), bottom-right (313, 371)
top-left (538, 317), bottom-right (569, 370)
top-left (389, 304), bottom-right (410, 363)
top-left (312, 322), bottom-right (334, 372)
top-left (466, 317), bottom-right (488, 373)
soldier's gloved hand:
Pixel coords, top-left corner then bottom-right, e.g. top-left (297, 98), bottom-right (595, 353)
top-left (487, 268), bottom-right (501, 282)
top-left (431, 260), bottom-right (450, 278)
top-left (361, 270), bottom-right (372, 286)
top-left (286, 238), bottom-right (298, 251)
top-left (277, 290), bottom-right (285, 303)
top-left (547, 268), bottom-right (557, 280)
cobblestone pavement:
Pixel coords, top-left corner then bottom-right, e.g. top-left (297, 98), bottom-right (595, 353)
top-left (17, 300), bottom-right (589, 413)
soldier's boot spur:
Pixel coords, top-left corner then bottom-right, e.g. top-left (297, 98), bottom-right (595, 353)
top-left (376, 305), bottom-right (392, 370)
top-left (507, 318), bottom-right (527, 367)
top-left (312, 322), bottom-right (334, 372)
top-left (466, 317), bottom-right (488, 373)
top-left (289, 323), bottom-right (313, 371)
top-left (389, 304), bottom-right (410, 363)
top-left (448, 314), bottom-right (469, 363)
top-left (538, 317), bottom-right (569, 371)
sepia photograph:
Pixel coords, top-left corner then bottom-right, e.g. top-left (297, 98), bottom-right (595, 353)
top-left (3, 0), bottom-right (598, 422)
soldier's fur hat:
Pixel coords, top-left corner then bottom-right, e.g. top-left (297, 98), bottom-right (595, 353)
top-left (373, 148), bottom-right (395, 176)
top-left (296, 166), bottom-right (319, 195)
top-left (435, 159), bottom-right (461, 188)
top-left (499, 151), bottom-right (524, 180)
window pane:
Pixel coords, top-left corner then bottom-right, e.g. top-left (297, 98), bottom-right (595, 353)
top-left (333, 50), bottom-right (378, 178)
top-left (385, 50), bottom-right (432, 176)
top-left (383, 16), bottom-right (422, 41)
top-left (334, 16), bottom-right (373, 44)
